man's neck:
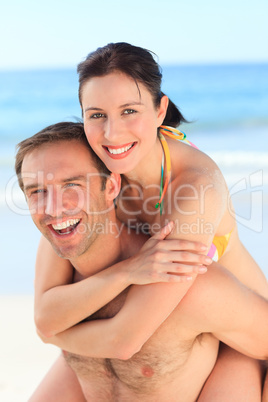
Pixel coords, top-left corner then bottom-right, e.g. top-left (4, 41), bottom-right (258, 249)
top-left (69, 218), bottom-right (129, 277)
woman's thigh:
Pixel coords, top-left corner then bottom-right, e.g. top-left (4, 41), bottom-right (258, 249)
top-left (28, 353), bottom-right (86, 402)
top-left (262, 368), bottom-right (268, 402)
top-left (198, 343), bottom-right (264, 402)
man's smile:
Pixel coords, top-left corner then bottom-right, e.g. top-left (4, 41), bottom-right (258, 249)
top-left (50, 219), bottom-right (81, 235)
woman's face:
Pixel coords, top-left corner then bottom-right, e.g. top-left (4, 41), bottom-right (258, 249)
top-left (81, 72), bottom-right (168, 174)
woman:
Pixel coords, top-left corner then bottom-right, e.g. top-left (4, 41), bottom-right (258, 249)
top-left (31, 43), bottom-right (267, 400)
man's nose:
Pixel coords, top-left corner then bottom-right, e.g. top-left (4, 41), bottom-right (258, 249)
top-left (45, 188), bottom-right (64, 217)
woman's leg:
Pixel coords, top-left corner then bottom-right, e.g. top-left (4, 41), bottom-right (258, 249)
top-left (262, 368), bottom-right (268, 402)
top-left (28, 353), bottom-right (86, 402)
top-left (198, 343), bottom-right (264, 402)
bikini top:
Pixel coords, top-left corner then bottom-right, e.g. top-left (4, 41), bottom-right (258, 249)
top-left (155, 125), bottom-right (198, 214)
top-left (156, 125), bottom-right (232, 261)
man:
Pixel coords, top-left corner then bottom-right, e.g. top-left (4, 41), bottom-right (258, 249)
top-left (16, 122), bottom-right (268, 401)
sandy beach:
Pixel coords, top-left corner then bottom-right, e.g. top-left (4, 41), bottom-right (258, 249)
top-left (0, 295), bottom-right (59, 402)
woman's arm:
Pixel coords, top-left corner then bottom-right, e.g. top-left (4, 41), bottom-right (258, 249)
top-left (40, 263), bottom-right (268, 361)
top-left (35, 223), bottom-right (211, 337)
top-left (38, 280), bottom-right (198, 359)
top-left (34, 236), bottom-right (131, 337)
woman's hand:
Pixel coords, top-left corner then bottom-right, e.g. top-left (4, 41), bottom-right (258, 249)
top-left (125, 221), bottom-right (212, 285)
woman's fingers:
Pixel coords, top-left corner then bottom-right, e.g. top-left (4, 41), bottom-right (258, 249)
top-left (155, 239), bottom-right (209, 253)
top-left (172, 251), bottom-right (212, 265)
top-left (150, 249), bottom-right (212, 266)
top-left (149, 221), bottom-right (174, 241)
top-left (148, 263), bottom-right (207, 284)
top-left (169, 263), bottom-right (208, 274)
top-left (160, 274), bottom-right (194, 283)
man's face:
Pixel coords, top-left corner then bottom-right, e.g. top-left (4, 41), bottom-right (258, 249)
top-left (21, 140), bottom-right (111, 259)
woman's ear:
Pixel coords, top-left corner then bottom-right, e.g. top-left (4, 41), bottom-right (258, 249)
top-left (157, 95), bottom-right (169, 126)
top-left (105, 173), bottom-right (121, 201)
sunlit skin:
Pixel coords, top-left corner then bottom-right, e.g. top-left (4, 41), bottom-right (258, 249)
top-left (81, 72), bottom-right (168, 178)
top-left (25, 137), bottom-right (268, 401)
top-left (80, 71), bottom-right (267, 298)
top-left (21, 141), bottom-right (117, 260)
top-left (78, 71), bottom-right (268, 400)
top-left (27, 71), bottom-right (268, 400)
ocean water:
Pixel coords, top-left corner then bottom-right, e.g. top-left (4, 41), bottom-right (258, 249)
top-left (1, 64), bottom-right (268, 293)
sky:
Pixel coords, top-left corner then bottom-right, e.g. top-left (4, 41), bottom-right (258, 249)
top-left (0, 0), bottom-right (267, 70)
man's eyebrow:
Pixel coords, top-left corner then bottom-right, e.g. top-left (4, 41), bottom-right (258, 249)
top-left (23, 183), bottom-right (39, 192)
top-left (23, 175), bottom-right (87, 191)
top-left (62, 175), bottom-right (87, 183)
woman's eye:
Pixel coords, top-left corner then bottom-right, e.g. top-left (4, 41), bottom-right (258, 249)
top-left (123, 109), bottom-right (136, 115)
top-left (90, 113), bottom-right (105, 119)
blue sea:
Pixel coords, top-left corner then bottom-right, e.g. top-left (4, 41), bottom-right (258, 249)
top-left (1, 64), bottom-right (268, 293)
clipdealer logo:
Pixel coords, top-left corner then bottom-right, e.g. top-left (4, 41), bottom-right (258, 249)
top-left (228, 170), bottom-right (263, 233)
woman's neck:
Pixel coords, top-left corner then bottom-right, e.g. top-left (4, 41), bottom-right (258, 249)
top-left (122, 137), bottom-right (163, 188)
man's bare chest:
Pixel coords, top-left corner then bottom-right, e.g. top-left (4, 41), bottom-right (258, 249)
top-left (64, 290), bottom-right (210, 394)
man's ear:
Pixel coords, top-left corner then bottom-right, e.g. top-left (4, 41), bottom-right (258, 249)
top-left (157, 95), bottom-right (169, 126)
top-left (105, 173), bottom-right (121, 201)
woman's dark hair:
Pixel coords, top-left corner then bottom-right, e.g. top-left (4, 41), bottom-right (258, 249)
top-left (77, 42), bottom-right (187, 128)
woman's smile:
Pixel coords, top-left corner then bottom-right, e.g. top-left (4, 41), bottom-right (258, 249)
top-left (103, 142), bottom-right (137, 158)
top-left (81, 72), bottom-right (167, 174)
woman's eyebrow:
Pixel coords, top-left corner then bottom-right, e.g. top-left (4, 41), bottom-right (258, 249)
top-left (84, 101), bottom-right (144, 113)
top-left (119, 101), bottom-right (144, 108)
top-left (84, 106), bottom-right (103, 112)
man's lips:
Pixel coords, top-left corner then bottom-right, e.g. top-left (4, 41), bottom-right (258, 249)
top-left (48, 218), bottom-right (81, 235)
top-left (103, 142), bottom-right (137, 158)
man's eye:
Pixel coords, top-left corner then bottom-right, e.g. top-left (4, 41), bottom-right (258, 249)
top-left (28, 189), bottom-right (46, 197)
top-left (65, 183), bottom-right (80, 188)
top-left (123, 109), bottom-right (136, 115)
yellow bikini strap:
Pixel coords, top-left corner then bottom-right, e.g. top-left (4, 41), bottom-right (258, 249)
top-left (159, 125), bottom-right (186, 141)
top-left (155, 131), bottom-right (172, 211)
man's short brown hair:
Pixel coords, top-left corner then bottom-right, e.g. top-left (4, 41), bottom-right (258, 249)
top-left (15, 121), bottom-right (111, 192)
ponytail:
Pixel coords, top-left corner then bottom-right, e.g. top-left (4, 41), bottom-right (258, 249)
top-left (161, 92), bottom-right (188, 127)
